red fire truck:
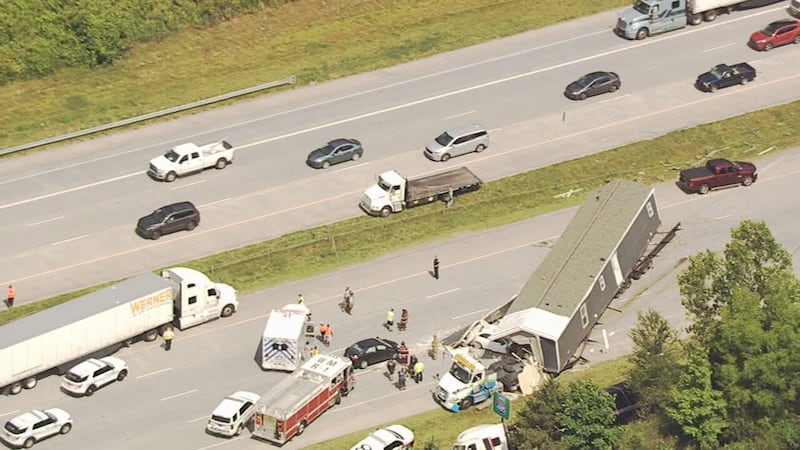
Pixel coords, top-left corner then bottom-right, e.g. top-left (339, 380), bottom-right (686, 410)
top-left (251, 354), bottom-right (355, 444)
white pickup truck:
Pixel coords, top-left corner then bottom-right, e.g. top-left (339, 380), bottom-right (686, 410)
top-left (148, 140), bottom-right (234, 182)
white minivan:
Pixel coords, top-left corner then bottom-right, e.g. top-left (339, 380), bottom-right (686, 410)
top-left (424, 124), bottom-right (489, 162)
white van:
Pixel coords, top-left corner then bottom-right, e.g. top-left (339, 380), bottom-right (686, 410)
top-left (452, 423), bottom-right (510, 450)
top-left (425, 124), bottom-right (489, 162)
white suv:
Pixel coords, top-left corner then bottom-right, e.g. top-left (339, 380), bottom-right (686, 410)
top-left (1, 409), bottom-right (72, 449)
top-left (206, 391), bottom-right (261, 437)
top-left (350, 424), bottom-right (415, 450)
top-left (61, 357), bottom-right (128, 396)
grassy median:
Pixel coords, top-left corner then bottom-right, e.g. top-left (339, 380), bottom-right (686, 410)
top-left (0, 0), bottom-right (630, 151)
top-left (1, 98), bottom-right (798, 325)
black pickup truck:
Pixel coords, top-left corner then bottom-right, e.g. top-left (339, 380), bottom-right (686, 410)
top-left (695, 63), bottom-right (756, 92)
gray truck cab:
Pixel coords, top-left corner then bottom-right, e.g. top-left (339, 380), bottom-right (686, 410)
top-left (616, 0), bottom-right (687, 40)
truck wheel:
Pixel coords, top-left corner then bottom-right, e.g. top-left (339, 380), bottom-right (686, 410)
top-left (143, 329), bottom-right (159, 342)
top-left (60, 423), bottom-right (72, 434)
top-left (321, 160), bottom-right (331, 169)
top-left (441, 153), bottom-right (451, 162)
top-left (742, 176), bottom-right (753, 186)
top-left (380, 206), bottom-right (392, 218)
top-left (459, 398), bottom-right (473, 411)
top-left (165, 171), bottom-right (177, 182)
top-left (688, 14), bottom-right (702, 25)
top-left (635, 28), bottom-right (648, 40)
top-left (703, 9), bottom-right (717, 22)
top-left (85, 385), bottom-right (97, 396)
top-left (474, 144), bottom-right (486, 153)
top-left (117, 370), bottom-right (128, 382)
top-left (235, 424), bottom-right (242, 436)
top-left (698, 184), bottom-right (710, 195)
top-left (335, 393), bottom-right (342, 404)
top-left (23, 438), bottom-right (35, 449)
top-left (215, 158), bottom-right (227, 169)
top-left (23, 377), bottom-right (37, 390)
top-left (221, 304), bottom-right (235, 317)
top-left (9, 382), bottom-right (23, 395)
top-left (185, 221), bottom-right (197, 231)
top-left (297, 420), bottom-right (307, 435)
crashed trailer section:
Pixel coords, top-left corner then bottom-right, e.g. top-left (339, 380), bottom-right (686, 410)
top-left (501, 179), bottom-right (660, 373)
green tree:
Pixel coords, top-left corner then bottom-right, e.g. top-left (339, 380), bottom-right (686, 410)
top-left (556, 381), bottom-right (621, 450)
top-left (512, 377), bottom-right (565, 449)
top-left (665, 343), bottom-right (726, 449)
top-left (627, 308), bottom-right (680, 413)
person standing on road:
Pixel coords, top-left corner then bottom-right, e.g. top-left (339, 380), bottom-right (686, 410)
top-left (163, 327), bottom-right (174, 351)
top-left (323, 323), bottom-right (333, 347)
top-left (397, 367), bottom-right (407, 390)
top-left (433, 256), bottom-right (440, 280)
top-left (319, 323), bottom-right (328, 342)
top-left (397, 341), bottom-right (409, 365)
top-left (385, 308), bottom-right (395, 331)
top-left (413, 360), bottom-right (425, 383)
top-left (310, 345), bottom-right (319, 357)
top-left (343, 287), bottom-right (354, 314)
top-left (387, 357), bottom-right (397, 377)
top-left (297, 293), bottom-right (305, 305)
top-left (6, 285), bottom-right (15, 308)
top-left (399, 309), bottom-right (409, 332)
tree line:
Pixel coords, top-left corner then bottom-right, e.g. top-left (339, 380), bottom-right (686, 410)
top-left (511, 220), bottom-right (800, 449)
top-left (0, 0), bottom-right (280, 83)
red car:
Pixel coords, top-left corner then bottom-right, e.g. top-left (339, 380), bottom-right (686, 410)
top-left (749, 19), bottom-right (800, 51)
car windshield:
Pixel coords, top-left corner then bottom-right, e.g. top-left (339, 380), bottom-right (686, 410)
top-left (709, 66), bottom-right (726, 79)
top-left (350, 343), bottom-right (364, 354)
top-left (434, 132), bottom-right (454, 146)
top-left (152, 208), bottom-right (167, 222)
top-left (164, 149), bottom-right (180, 162)
top-left (575, 75), bottom-right (593, 87)
top-left (449, 362), bottom-right (471, 384)
top-left (64, 372), bottom-right (87, 383)
top-left (3, 421), bottom-right (24, 435)
top-left (633, 0), bottom-right (651, 15)
top-left (320, 144), bottom-right (334, 155)
top-left (211, 414), bottom-right (231, 423)
top-left (762, 22), bottom-right (784, 35)
top-left (377, 177), bottom-right (393, 192)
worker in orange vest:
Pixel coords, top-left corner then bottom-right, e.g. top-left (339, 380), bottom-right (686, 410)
top-left (397, 341), bottom-right (409, 365)
top-left (6, 285), bottom-right (14, 308)
top-left (319, 323), bottom-right (328, 342)
top-left (323, 323), bottom-right (333, 347)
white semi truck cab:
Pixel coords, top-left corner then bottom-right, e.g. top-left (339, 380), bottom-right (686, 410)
top-left (162, 267), bottom-right (238, 329)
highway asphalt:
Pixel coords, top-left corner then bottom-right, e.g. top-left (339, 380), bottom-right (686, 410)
top-left (3, 147), bottom-right (799, 450)
top-left (2, 6), bottom-right (800, 302)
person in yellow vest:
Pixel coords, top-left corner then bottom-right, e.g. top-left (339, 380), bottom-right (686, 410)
top-left (413, 360), bottom-right (425, 383)
top-left (297, 293), bottom-right (305, 305)
top-left (163, 327), bottom-right (175, 351)
top-left (385, 308), bottom-right (395, 331)
top-left (310, 346), bottom-right (319, 357)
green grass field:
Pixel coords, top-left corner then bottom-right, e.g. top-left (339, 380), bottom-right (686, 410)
top-left (0, 0), bottom-right (630, 151)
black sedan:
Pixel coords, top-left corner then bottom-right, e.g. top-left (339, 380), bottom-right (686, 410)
top-left (344, 337), bottom-right (398, 369)
top-left (306, 138), bottom-right (363, 169)
top-left (564, 71), bottom-right (621, 100)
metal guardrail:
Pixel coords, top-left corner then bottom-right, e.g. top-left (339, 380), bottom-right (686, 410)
top-left (0, 75), bottom-right (296, 156)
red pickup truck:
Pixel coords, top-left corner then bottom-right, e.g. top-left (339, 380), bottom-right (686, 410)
top-left (678, 159), bottom-right (758, 194)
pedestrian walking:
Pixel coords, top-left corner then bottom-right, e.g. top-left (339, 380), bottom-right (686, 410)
top-left (323, 323), bottom-right (333, 347)
top-left (386, 357), bottom-right (397, 377)
top-left (397, 367), bottom-right (407, 390)
top-left (6, 285), bottom-right (15, 308)
top-left (399, 309), bottom-right (409, 332)
top-left (163, 327), bottom-right (174, 351)
top-left (343, 287), bottom-right (354, 314)
top-left (385, 308), bottom-right (395, 331)
top-left (310, 346), bottom-right (319, 357)
top-left (433, 256), bottom-right (440, 280)
top-left (397, 341), bottom-right (409, 365)
top-left (297, 293), bottom-right (305, 305)
top-left (413, 360), bottom-right (425, 383)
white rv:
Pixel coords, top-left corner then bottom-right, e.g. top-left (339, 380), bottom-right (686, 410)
top-left (260, 304), bottom-right (313, 371)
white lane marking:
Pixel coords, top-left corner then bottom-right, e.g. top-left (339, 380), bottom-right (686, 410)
top-left (171, 179), bottom-right (207, 190)
top-left (443, 110), bottom-right (476, 120)
top-left (26, 216), bottom-right (64, 227)
top-left (488, 127), bottom-right (503, 133)
top-left (0, 31), bottom-right (612, 188)
top-left (2, 7), bottom-right (784, 210)
top-left (136, 367), bottom-right (173, 379)
top-left (333, 162), bottom-right (369, 173)
top-left (453, 309), bottom-right (488, 320)
top-left (427, 288), bottom-right (461, 299)
top-left (194, 436), bottom-right (248, 450)
top-left (198, 197), bottom-right (232, 208)
top-left (160, 389), bottom-right (198, 401)
top-left (702, 42), bottom-right (735, 53)
top-left (330, 381), bottom-right (434, 413)
top-left (49, 234), bottom-right (90, 246)
top-left (599, 94), bottom-right (630, 104)
top-left (186, 416), bottom-right (208, 424)
top-left (0, 171), bottom-right (145, 210)
top-left (0, 410), bottom-right (19, 418)
top-left (713, 213), bottom-right (734, 221)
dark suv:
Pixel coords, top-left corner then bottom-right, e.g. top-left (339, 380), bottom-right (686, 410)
top-left (136, 201), bottom-right (200, 240)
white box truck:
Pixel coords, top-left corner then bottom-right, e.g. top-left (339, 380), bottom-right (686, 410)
top-left (261, 304), bottom-right (314, 371)
top-left (0, 267), bottom-right (238, 395)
